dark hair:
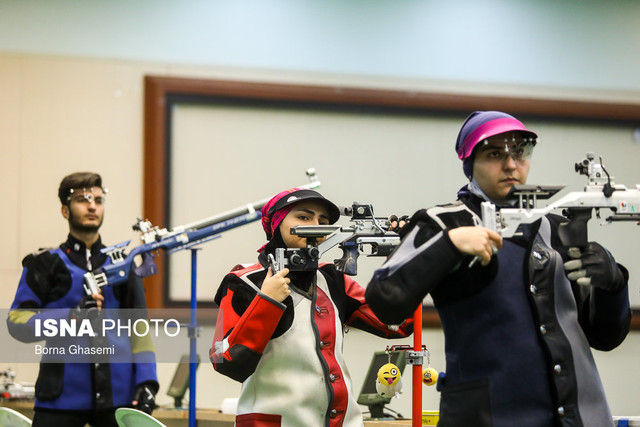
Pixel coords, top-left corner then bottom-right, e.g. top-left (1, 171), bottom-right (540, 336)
top-left (58, 172), bottom-right (103, 205)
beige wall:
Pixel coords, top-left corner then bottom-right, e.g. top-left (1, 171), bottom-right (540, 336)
top-left (1, 52), bottom-right (639, 416)
top-left (0, 54), bottom-right (153, 288)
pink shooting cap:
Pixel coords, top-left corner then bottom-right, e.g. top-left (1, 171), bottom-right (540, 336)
top-left (455, 111), bottom-right (537, 179)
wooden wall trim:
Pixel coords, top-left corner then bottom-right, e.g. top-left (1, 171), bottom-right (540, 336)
top-left (142, 76), bottom-right (168, 309)
top-left (143, 75), bottom-right (640, 328)
top-left (145, 75), bottom-right (640, 121)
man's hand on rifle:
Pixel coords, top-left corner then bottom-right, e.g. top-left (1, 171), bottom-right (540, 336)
top-left (564, 242), bottom-right (625, 292)
top-left (84, 293), bottom-right (104, 309)
top-left (262, 267), bottom-right (292, 303)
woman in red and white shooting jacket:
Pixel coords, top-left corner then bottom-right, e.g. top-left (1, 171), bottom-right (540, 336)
top-left (210, 188), bottom-right (413, 427)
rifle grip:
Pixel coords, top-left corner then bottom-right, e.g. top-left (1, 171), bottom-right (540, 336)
top-left (134, 252), bottom-right (158, 278)
top-left (334, 243), bottom-right (359, 276)
top-left (558, 207), bottom-right (592, 248)
top-left (83, 272), bottom-right (100, 296)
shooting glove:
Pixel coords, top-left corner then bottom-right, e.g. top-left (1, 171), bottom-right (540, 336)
top-left (69, 295), bottom-right (100, 320)
top-left (132, 382), bottom-right (157, 414)
top-left (78, 294), bottom-right (99, 310)
top-left (563, 242), bottom-right (625, 292)
top-left (388, 215), bottom-right (409, 232)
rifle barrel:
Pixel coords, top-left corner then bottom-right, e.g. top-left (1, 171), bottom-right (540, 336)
top-left (290, 225), bottom-right (342, 237)
top-left (607, 214), bottom-right (640, 222)
top-left (174, 172), bottom-right (320, 232)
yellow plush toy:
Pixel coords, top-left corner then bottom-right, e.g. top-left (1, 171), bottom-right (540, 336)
top-left (422, 367), bottom-right (438, 386)
top-left (376, 362), bottom-right (403, 398)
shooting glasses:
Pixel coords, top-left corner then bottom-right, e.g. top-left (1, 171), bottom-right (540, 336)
top-left (67, 187), bottom-right (108, 205)
top-left (476, 137), bottom-right (537, 163)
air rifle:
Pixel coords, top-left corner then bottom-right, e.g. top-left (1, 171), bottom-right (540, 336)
top-left (269, 203), bottom-right (401, 276)
top-left (480, 152), bottom-right (640, 248)
top-left (83, 169), bottom-right (321, 295)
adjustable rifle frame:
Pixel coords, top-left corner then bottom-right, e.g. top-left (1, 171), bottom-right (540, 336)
top-left (481, 153), bottom-right (640, 248)
top-left (271, 203), bottom-right (401, 276)
top-left (83, 169), bottom-right (320, 295)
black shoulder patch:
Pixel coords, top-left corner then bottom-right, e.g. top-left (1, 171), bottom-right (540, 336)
top-left (17, 300), bottom-right (40, 310)
top-left (22, 248), bottom-right (54, 268)
top-left (225, 274), bottom-right (259, 316)
top-left (24, 251), bottom-right (72, 304)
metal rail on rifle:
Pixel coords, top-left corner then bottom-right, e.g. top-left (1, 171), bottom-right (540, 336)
top-left (83, 169), bottom-right (320, 295)
top-left (480, 153), bottom-right (640, 248)
top-left (271, 203), bottom-right (401, 276)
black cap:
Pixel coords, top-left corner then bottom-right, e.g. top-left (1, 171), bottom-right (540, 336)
top-left (268, 189), bottom-right (341, 225)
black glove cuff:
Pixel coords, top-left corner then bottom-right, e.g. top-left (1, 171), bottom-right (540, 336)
top-left (602, 263), bottom-right (627, 294)
top-left (69, 296), bottom-right (99, 320)
top-left (78, 295), bottom-right (98, 309)
top-left (133, 382), bottom-right (158, 414)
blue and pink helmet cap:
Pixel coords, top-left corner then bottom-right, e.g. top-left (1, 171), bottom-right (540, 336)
top-left (455, 111), bottom-right (537, 179)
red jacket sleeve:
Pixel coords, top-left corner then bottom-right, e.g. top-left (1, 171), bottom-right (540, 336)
top-left (210, 271), bottom-right (286, 383)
